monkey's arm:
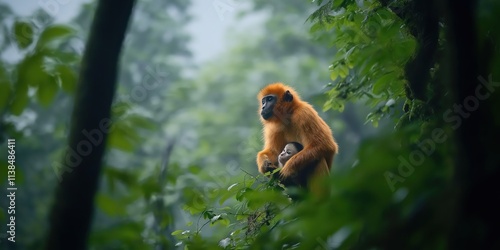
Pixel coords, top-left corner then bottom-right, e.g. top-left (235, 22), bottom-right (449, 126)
top-left (280, 110), bottom-right (337, 178)
top-left (280, 145), bottom-right (334, 178)
top-left (257, 129), bottom-right (286, 174)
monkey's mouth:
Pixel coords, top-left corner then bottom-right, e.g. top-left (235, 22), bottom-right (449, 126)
top-left (261, 110), bottom-right (272, 120)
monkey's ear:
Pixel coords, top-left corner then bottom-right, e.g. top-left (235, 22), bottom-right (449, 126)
top-left (283, 90), bottom-right (293, 102)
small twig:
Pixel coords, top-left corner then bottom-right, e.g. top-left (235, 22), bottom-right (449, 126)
top-left (239, 168), bottom-right (256, 178)
top-left (197, 219), bottom-right (212, 234)
top-left (195, 209), bottom-right (206, 235)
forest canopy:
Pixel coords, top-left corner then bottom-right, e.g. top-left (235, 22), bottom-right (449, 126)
top-left (0, 0), bottom-right (499, 249)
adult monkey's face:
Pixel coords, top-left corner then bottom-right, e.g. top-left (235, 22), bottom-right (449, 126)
top-left (260, 90), bottom-right (293, 120)
top-left (261, 94), bottom-right (277, 120)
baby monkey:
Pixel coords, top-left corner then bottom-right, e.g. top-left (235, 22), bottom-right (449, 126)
top-left (277, 142), bottom-right (306, 194)
top-left (278, 142), bottom-right (304, 168)
top-left (278, 142), bottom-right (329, 198)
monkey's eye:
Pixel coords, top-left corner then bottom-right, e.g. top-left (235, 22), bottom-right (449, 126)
top-left (266, 96), bottom-right (273, 102)
top-left (286, 151), bottom-right (291, 154)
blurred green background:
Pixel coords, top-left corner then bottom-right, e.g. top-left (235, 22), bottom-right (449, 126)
top-left (0, 0), bottom-right (499, 249)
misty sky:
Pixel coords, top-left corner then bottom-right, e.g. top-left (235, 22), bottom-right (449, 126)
top-left (3, 0), bottom-right (254, 63)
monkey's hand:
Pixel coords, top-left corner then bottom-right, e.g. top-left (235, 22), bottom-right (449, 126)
top-left (262, 159), bottom-right (278, 174)
top-left (257, 151), bottom-right (278, 174)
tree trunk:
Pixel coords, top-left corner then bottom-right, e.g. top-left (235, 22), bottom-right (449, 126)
top-left (45, 1), bottom-right (135, 249)
top-left (445, 0), bottom-right (500, 248)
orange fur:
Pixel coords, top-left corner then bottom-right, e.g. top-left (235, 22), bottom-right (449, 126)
top-left (256, 83), bottom-right (338, 190)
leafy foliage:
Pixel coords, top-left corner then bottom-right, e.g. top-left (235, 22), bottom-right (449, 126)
top-left (310, 0), bottom-right (416, 126)
top-left (169, 123), bottom-right (454, 249)
top-left (172, 172), bottom-right (292, 249)
top-left (6, 22), bottom-right (78, 115)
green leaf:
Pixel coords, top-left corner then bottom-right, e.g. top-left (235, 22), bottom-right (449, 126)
top-left (218, 218), bottom-right (230, 227)
top-left (36, 25), bottom-right (74, 50)
top-left (336, 100), bottom-right (345, 112)
top-left (236, 187), bottom-right (252, 201)
top-left (236, 214), bottom-right (248, 221)
top-left (0, 63), bottom-right (7, 80)
top-left (104, 167), bottom-right (136, 186)
top-left (9, 82), bottom-right (28, 115)
top-left (324, 98), bottom-right (345, 112)
top-left (44, 49), bottom-right (80, 64)
top-left (203, 210), bottom-right (215, 220)
top-left (219, 184), bottom-right (239, 205)
top-left (373, 72), bottom-right (397, 95)
top-left (13, 21), bottom-right (34, 49)
top-left (339, 65), bottom-right (349, 78)
top-left (107, 119), bottom-right (143, 151)
top-left (188, 165), bottom-right (201, 174)
top-left (388, 78), bottom-right (405, 95)
top-left (323, 99), bottom-right (333, 112)
top-left (37, 75), bottom-right (58, 106)
top-left (128, 114), bottom-right (156, 130)
top-left (171, 230), bottom-right (191, 240)
top-left (0, 81), bottom-right (11, 111)
top-left (396, 38), bottom-right (417, 59)
top-left (108, 131), bottom-right (135, 151)
top-left (333, 0), bottom-right (345, 8)
top-left (245, 190), bottom-right (290, 210)
top-left (171, 230), bottom-right (184, 236)
top-left (96, 193), bottom-right (126, 216)
top-left (17, 53), bottom-right (44, 87)
top-left (182, 191), bottom-right (206, 214)
top-left (0, 65), bottom-right (11, 111)
top-left (56, 64), bottom-right (77, 93)
top-left (330, 68), bottom-right (339, 81)
top-left (310, 22), bottom-right (323, 33)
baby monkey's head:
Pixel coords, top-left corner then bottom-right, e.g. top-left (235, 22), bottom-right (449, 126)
top-left (278, 142), bottom-right (303, 167)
